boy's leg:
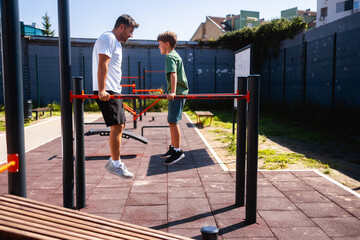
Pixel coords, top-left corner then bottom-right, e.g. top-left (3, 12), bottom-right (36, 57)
top-left (169, 122), bottom-right (180, 148)
top-left (164, 99), bottom-right (186, 165)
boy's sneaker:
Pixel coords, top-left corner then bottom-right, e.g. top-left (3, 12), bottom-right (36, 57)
top-left (164, 150), bottom-right (185, 165)
top-left (106, 161), bottom-right (133, 178)
top-left (161, 145), bottom-right (175, 159)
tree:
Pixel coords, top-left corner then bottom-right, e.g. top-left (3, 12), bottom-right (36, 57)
top-left (41, 11), bottom-right (55, 36)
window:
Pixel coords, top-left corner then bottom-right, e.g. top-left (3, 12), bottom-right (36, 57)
top-left (355, 1), bottom-right (360, 9)
top-left (336, 0), bottom-right (354, 12)
top-left (321, 7), bottom-right (328, 16)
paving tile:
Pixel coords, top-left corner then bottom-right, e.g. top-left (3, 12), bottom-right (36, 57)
top-left (82, 199), bottom-right (125, 214)
top-left (210, 204), bottom-right (246, 219)
top-left (290, 170), bottom-right (320, 177)
top-left (130, 181), bottom-right (167, 193)
top-left (217, 218), bottom-right (274, 238)
top-left (261, 171), bottom-right (299, 182)
top-left (126, 193), bottom-right (167, 206)
top-left (168, 186), bottom-right (206, 199)
top-left (259, 211), bottom-right (315, 228)
top-left (168, 198), bottom-right (212, 216)
top-left (271, 180), bottom-right (314, 191)
top-left (272, 227), bottom-right (331, 240)
top-left (313, 217), bottom-right (360, 237)
top-left (257, 186), bottom-right (284, 198)
top-left (87, 187), bottom-right (130, 200)
top-left (121, 205), bottom-right (167, 221)
top-left (168, 177), bottom-right (202, 187)
top-left (327, 195), bottom-right (360, 209)
top-left (313, 184), bottom-right (355, 197)
top-left (206, 192), bottom-right (237, 205)
top-left (199, 173), bottom-right (234, 182)
top-left (168, 228), bottom-right (202, 240)
top-left (258, 197), bottom-right (298, 211)
top-left (202, 181), bottom-right (236, 193)
top-left (295, 202), bottom-right (351, 218)
top-left (283, 190), bottom-right (331, 203)
top-left (168, 214), bottom-right (217, 229)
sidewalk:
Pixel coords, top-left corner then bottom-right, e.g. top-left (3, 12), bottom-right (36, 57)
top-left (1, 112), bottom-right (360, 239)
top-left (0, 113), bottom-right (102, 164)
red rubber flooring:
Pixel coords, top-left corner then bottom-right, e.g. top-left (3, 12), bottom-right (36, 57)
top-left (1, 112), bottom-right (360, 239)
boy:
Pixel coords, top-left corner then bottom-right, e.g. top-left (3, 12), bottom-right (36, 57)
top-left (157, 31), bottom-right (189, 165)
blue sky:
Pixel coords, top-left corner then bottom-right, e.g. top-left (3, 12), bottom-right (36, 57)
top-left (19, 0), bottom-right (317, 41)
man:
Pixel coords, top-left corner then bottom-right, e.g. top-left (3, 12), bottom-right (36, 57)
top-left (92, 14), bottom-right (139, 178)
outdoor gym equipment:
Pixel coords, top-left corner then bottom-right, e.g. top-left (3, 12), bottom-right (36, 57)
top-left (1, 0), bottom-right (260, 226)
top-left (70, 75), bottom-right (260, 224)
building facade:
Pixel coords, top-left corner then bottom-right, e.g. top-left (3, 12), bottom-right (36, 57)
top-left (190, 10), bottom-right (260, 41)
top-left (281, 7), bottom-right (316, 28)
top-left (317, 0), bottom-right (360, 27)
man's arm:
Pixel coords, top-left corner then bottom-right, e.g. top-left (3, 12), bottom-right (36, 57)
top-left (167, 72), bottom-right (177, 100)
top-left (98, 54), bottom-right (111, 101)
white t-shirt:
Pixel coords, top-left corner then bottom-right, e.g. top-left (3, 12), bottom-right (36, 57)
top-left (92, 31), bottom-right (122, 94)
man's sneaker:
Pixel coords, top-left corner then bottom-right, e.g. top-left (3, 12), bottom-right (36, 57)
top-left (106, 162), bottom-right (133, 178)
top-left (161, 145), bottom-right (175, 159)
top-left (164, 150), bottom-right (185, 165)
top-left (104, 159), bottom-right (111, 169)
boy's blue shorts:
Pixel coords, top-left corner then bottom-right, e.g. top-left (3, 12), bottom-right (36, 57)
top-left (168, 99), bottom-right (186, 124)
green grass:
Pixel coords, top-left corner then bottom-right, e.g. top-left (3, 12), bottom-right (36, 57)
top-left (185, 107), bottom-right (334, 171)
top-left (258, 149), bottom-right (329, 170)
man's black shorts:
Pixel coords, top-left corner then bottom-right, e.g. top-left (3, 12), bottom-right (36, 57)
top-left (94, 91), bottom-right (126, 127)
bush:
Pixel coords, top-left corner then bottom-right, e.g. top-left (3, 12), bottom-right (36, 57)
top-left (84, 100), bottom-right (100, 112)
top-left (47, 101), bottom-right (61, 111)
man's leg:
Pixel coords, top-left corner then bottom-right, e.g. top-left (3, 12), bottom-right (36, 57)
top-left (109, 123), bottom-right (125, 160)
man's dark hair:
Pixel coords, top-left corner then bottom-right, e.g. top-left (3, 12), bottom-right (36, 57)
top-left (157, 31), bottom-right (177, 48)
top-left (114, 14), bottom-right (139, 29)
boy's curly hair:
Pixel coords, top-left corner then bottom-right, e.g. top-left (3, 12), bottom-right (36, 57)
top-left (157, 31), bottom-right (177, 48)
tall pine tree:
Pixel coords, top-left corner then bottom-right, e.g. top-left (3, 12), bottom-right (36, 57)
top-left (41, 11), bottom-right (55, 36)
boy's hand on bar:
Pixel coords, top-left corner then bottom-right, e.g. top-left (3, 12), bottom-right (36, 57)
top-left (167, 93), bottom-right (175, 100)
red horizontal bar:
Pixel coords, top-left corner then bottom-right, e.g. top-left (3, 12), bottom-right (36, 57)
top-left (70, 92), bottom-right (249, 101)
top-left (144, 70), bottom-right (165, 73)
top-left (122, 76), bottom-right (143, 79)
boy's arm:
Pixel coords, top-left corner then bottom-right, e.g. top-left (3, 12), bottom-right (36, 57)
top-left (97, 54), bottom-right (111, 101)
top-left (167, 72), bottom-right (177, 100)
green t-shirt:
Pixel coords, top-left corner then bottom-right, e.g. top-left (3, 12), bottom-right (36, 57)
top-left (165, 50), bottom-right (189, 95)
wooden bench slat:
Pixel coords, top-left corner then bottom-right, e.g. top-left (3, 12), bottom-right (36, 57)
top-left (0, 196), bottom-right (175, 240)
top-left (0, 224), bottom-right (61, 240)
top-left (0, 205), bottom-right (141, 240)
top-left (0, 195), bottom-right (191, 240)
top-left (0, 218), bottom-right (84, 240)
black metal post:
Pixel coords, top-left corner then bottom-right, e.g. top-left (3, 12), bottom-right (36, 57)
top-left (201, 226), bottom-right (219, 240)
top-left (73, 77), bottom-right (86, 209)
top-left (138, 62), bottom-right (142, 121)
top-left (143, 68), bottom-right (146, 116)
top-left (127, 56), bottom-right (131, 94)
top-left (214, 56), bottom-right (217, 93)
top-left (245, 75), bottom-right (260, 224)
top-left (283, 48), bottom-right (286, 105)
top-left (303, 41), bottom-right (307, 105)
top-left (332, 33), bottom-right (337, 109)
top-left (235, 77), bottom-right (247, 206)
top-left (133, 78), bottom-right (137, 129)
top-left (58, 0), bottom-right (74, 209)
top-left (1, 0), bottom-right (27, 197)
